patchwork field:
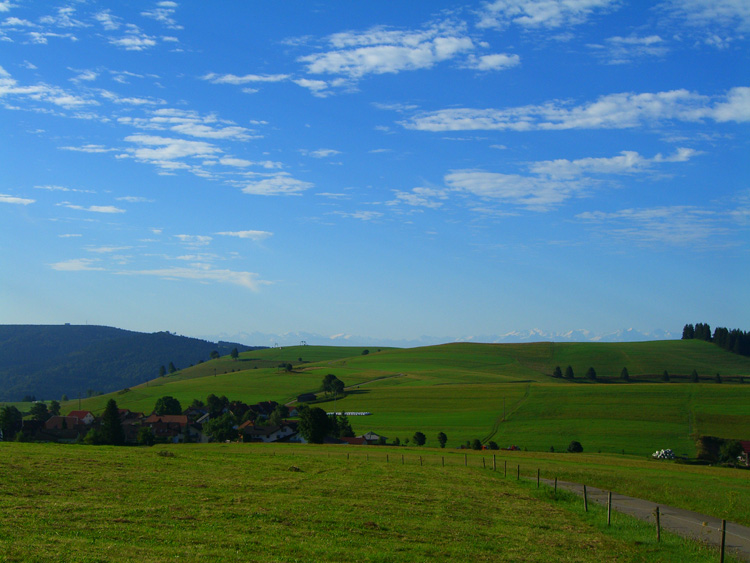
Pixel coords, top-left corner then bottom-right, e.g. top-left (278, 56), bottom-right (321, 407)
top-left (0, 442), bottom-right (740, 563)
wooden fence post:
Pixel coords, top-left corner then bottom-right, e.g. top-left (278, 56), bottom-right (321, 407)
top-left (607, 492), bottom-right (612, 526)
top-left (442, 456), bottom-right (445, 467)
top-left (483, 458), bottom-right (486, 469)
top-left (583, 485), bottom-right (588, 512)
top-left (517, 464), bottom-right (520, 480)
top-left (493, 454), bottom-right (496, 471)
top-left (420, 456), bottom-right (422, 466)
top-left (504, 460), bottom-right (507, 477)
top-left (554, 477), bottom-right (557, 494)
top-left (654, 507), bottom-right (661, 542)
top-left (464, 454), bottom-right (467, 467)
top-left (401, 454), bottom-right (404, 465)
top-left (537, 468), bottom-right (540, 488)
top-left (386, 454), bottom-right (389, 463)
top-left (720, 519), bottom-right (726, 563)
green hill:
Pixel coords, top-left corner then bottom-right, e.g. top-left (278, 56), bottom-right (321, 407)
top-left (48, 339), bottom-right (750, 457)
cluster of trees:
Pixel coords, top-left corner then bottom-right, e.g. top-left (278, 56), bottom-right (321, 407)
top-left (321, 374), bottom-right (345, 397)
top-left (296, 406), bottom-right (353, 443)
top-left (683, 323), bottom-right (750, 357)
top-left (552, 365), bottom-right (631, 382)
top-left (696, 435), bottom-right (745, 464)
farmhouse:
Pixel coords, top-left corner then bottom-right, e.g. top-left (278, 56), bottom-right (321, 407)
top-left (67, 410), bottom-right (95, 425)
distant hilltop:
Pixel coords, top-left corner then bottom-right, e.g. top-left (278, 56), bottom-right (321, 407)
top-left (0, 325), bottom-right (264, 402)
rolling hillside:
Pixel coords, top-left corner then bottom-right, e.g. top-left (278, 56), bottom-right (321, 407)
top-left (49, 339), bottom-right (750, 456)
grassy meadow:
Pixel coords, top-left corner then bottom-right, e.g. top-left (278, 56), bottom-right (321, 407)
top-left (0, 442), bottom-right (740, 563)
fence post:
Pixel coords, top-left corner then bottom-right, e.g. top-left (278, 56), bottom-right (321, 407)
top-left (504, 460), bottom-right (507, 477)
top-left (517, 464), bottom-right (520, 480)
top-left (493, 454), bottom-right (496, 471)
top-left (720, 519), bottom-right (726, 563)
top-left (607, 492), bottom-right (612, 526)
top-left (401, 454), bottom-right (404, 465)
top-left (583, 485), bottom-right (588, 512)
top-left (386, 454), bottom-right (389, 463)
top-left (483, 458), bottom-right (486, 469)
top-left (347, 452), bottom-right (349, 461)
top-left (654, 507), bottom-right (661, 542)
top-left (537, 468), bottom-right (540, 488)
top-left (464, 453), bottom-right (467, 467)
top-left (420, 456), bottom-right (422, 466)
top-left (554, 477), bottom-right (557, 494)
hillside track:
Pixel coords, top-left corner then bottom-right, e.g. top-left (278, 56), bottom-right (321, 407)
top-left (543, 478), bottom-right (750, 561)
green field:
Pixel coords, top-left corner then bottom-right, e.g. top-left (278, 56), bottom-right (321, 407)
top-left (0, 442), bottom-right (739, 563)
top-left (6, 340), bottom-right (750, 456)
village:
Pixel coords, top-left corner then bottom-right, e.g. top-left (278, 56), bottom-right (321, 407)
top-left (9, 394), bottom-right (388, 447)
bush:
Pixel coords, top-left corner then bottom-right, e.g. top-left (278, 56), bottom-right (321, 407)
top-left (471, 438), bottom-right (482, 450)
top-left (567, 440), bottom-right (583, 453)
top-left (488, 441), bottom-right (499, 450)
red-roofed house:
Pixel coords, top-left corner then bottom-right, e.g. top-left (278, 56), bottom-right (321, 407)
top-left (44, 416), bottom-right (83, 431)
top-left (67, 411), bottom-right (95, 425)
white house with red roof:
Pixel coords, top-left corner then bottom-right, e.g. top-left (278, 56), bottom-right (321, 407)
top-left (67, 410), bottom-right (95, 425)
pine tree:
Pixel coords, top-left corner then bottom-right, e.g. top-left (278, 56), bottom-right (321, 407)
top-left (552, 366), bottom-right (562, 378)
top-left (100, 399), bottom-right (125, 445)
top-left (620, 367), bottom-right (630, 382)
top-left (564, 365), bottom-right (574, 379)
top-left (585, 367), bottom-right (597, 381)
top-left (662, 370), bottom-right (669, 383)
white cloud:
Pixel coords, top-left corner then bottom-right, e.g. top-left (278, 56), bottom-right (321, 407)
top-left (0, 193), bottom-right (34, 205)
top-left (58, 202), bottom-right (125, 213)
top-left (59, 144), bottom-right (116, 153)
top-left (0, 2), bottom-right (13, 13)
top-left (174, 234), bottom-right (212, 245)
top-left (202, 73), bottom-right (290, 84)
top-left (123, 134), bottom-right (221, 162)
top-left (335, 210), bottom-right (384, 221)
top-left (478, 0), bottom-right (620, 29)
top-left (529, 148), bottom-right (701, 178)
top-left (116, 196), bottom-right (154, 203)
top-left (118, 108), bottom-right (254, 140)
top-left (466, 53), bottom-right (521, 71)
top-left (293, 78), bottom-right (329, 96)
top-left (589, 35), bottom-right (669, 64)
top-left (86, 246), bottom-right (132, 254)
top-left (299, 21), bottom-right (475, 79)
top-left (121, 265), bottom-right (270, 291)
top-left (242, 174), bottom-right (314, 196)
top-left (301, 148), bottom-right (341, 158)
top-left (0, 68), bottom-right (97, 110)
top-left (141, 1), bottom-right (182, 30)
top-left (659, 0), bottom-right (750, 45)
top-left (215, 230), bottom-right (273, 241)
top-left (94, 10), bottom-right (120, 30)
top-left (219, 157), bottom-right (282, 169)
top-left (445, 170), bottom-right (579, 211)
top-left (59, 233), bottom-right (82, 238)
top-left (403, 87), bottom-right (750, 131)
top-left (576, 206), bottom-right (729, 245)
top-left (2, 17), bottom-right (35, 27)
top-left (109, 32), bottom-right (157, 51)
top-left (388, 187), bottom-right (448, 209)
top-left (50, 258), bottom-right (104, 271)
top-left (71, 69), bottom-right (98, 82)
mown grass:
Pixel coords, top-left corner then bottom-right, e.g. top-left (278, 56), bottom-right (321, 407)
top-left (0, 442), bottom-right (737, 562)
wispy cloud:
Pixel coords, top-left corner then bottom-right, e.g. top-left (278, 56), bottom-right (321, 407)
top-left (0, 193), bottom-right (34, 205)
top-left (120, 264), bottom-right (271, 291)
top-left (298, 20), bottom-right (474, 80)
top-left (403, 87), bottom-right (750, 131)
top-left (215, 230), bottom-right (273, 241)
top-left (201, 72), bottom-right (290, 84)
top-left (334, 210), bottom-right (384, 221)
top-left (465, 53), bottom-right (521, 71)
top-left (118, 108), bottom-right (254, 140)
top-left (477, 0), bottom-right (620, 30)
top-left (300, 148), bottom-right (341, 158)
top-left (588, 35), bottom-right (669, 64)
top-left (659, 0), bottom-right (750, 47)
top-left (576, 206), bottom-right (732, 246)
top-left (59, 144), bottom-right (117, 153)
top-left (57, 202), bottom-right (125, 213)
top-left (174, 234), bottom-right (212, 245)
top-left (242, 174), bottom-right (314, 196)
top-left (387, 187), bottom-right (448, 209)
top-left (50, 258), bottom-right (104, 271)
top-left (141, 1), bottom-right (182, 30)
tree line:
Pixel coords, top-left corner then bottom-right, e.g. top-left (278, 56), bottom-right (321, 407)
top-left (682, 322), bottom-right (750, 357)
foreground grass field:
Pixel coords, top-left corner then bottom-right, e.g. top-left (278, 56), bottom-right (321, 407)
top-left (0, 443), bottom-right (739, 562)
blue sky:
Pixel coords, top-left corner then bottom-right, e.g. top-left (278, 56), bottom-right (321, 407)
top-left (1, 0), bottom-right (748, 346)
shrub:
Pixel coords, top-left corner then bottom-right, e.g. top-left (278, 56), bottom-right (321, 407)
top-left (567, 440), bottom-right (583, 453)
top-left (471, 439), bottom-right (482, 450)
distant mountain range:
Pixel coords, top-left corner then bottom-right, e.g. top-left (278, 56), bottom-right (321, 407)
top-left (0, 325), bottom-right (261, 402)
top-left (202, 327), bottom-right (679, 349)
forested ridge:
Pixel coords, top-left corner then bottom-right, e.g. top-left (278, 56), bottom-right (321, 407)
top-left (682, 322), bottom-right (750, 357)
top-left (0, 325), bottom-right (261, 402)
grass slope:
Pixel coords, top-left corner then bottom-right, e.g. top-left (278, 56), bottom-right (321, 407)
top-left (0, 442), bottom-right (735, 563)
top-left (10, 340), bottom-right (749, 457)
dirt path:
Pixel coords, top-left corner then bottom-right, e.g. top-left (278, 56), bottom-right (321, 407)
top-left (543, 478), bottom-right (750, 561)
